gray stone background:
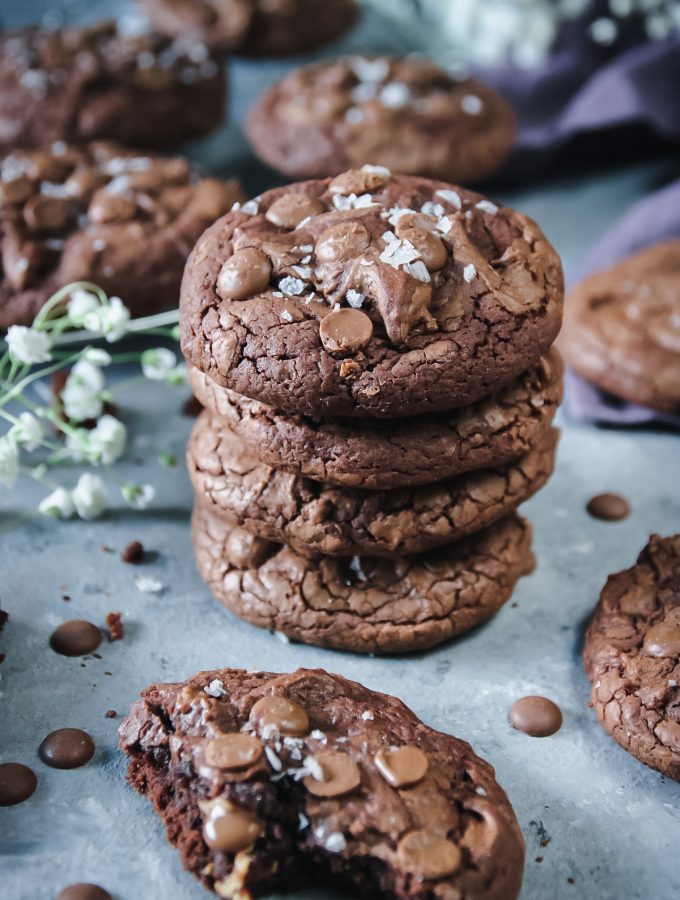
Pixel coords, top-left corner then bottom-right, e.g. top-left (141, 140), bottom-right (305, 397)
top-left (1, 2), bottom-right (679, 899)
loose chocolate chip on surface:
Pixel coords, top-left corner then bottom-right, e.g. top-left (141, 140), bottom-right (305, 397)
top-left (249, 695), bottom-right (309, 736)
top-left (509, 696), bottom-right (563, 737)
top-left (397, 829), bottom-right (462, 879)
top-left (121, 540), bottom-right (145, 564)
top-left (374, 745), bottom-right (428, 788)
top-left (586, 493), bottom-right (630, 521)
top-left (105, 710), bottom-right (118, 719)
top-left (202, 803), bottom-right (262, 852)
top-left (49, 620), bottom-right (102, 657)
top-left (38, 728), bottom-right (95, 769)
top-left (303, 750), bottom-right (361, 797)
top-left (265, 193), bottom-right (325, 229)
top-left (217, 247), bottom-right (272, 300)
top-left (0, 762), bottom-right (37, 806)
top-left (204, 734), bottom-right (263, 770)
top-left (56, 884), bottom-right (112, 900)
top-left (319, 308), bottom-right (373, 354)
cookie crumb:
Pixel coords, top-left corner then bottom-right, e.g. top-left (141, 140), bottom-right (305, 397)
top-left (61, 594), bottom-right (71, 602)
top-left (105, 611), bottom-right (124, 642)
top-left (567, 877), bottom-right (575, 885)
top-left (0, 610), bottom-right (8, 632)
top-left (121, 541), bottom-right (145, 564)
top-left (0, 654), bottom-right (6, 664)
top-left (100, 544), bottom-right (113, 553)
top-left (105, 709), bottom-right (118, 719)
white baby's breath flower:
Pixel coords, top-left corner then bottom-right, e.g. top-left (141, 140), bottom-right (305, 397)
top-left (38, 486), bottom-right (75, 519)
top-left (81, 347), bottom-right (112, 366)
top-left (6, 325), bottom-right (52, 365)
top-left (10, 412), bottom-right (43, 451)
top-left (121, 481), bottom-right (155, 509)
top-left (83, 296), bottom-right (130, 342)
top-left (0, 436), bottom-right (20, 488)
top-left (141, 347), bottom-right (178, 381)
top-left (71, 472), bottom-right (108, 520)
top-left (67, 288), bottom-right (101, 326)
top-left (90, 414), bottom-right (127, 465)
top-left (164, 362), bottom-right (187, 386)
top-left (61, 360), bottom-right (106, 422)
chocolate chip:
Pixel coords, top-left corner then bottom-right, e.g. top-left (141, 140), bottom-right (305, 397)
top-left (0, 762), bottom-right (37, 806)
top-left (586, 493), bottom-right (630, 521)
top-left (303, 750), bottom-right (361, 797)
top-left (319, 308), bottom-right (373, 354)
top-left (49, 620), bottom-right (102, 657)
top-left (642, 610), bottom-right (680, 657)
top-left (509, 696), bottom-right (563, 737)
top-left (38, 728), bottom-right (95, 769)
top-left (105, 611), bottom-right (124, 642)
top-left (88, 189), bottom-right (136, 224)
top-left (216, 247), bottom-right (272, 300)
top-left (396, 829), bottom-right (462, 879)
top-left (329, 168), bottom-right (389, 195)
top-left (202, 802), bottom-right (262, 852)
top-left (265, 193), bottom-right (325, 229)
top-left (121, 541), bottom-right (145, 564)
top-left (396, 224), bottom-right (447, 271)
top-left (105, 710), bottom-right (118, 719)
top-left (0, 175), bottom-right (34, 206)
top-left (56, 885), bottom-right (111, 900)
top-left (203, 734), bottom-right (263, 770)
top-left (249, 695), bottom-right (309, 736)
top-left (374, 745), bottom-right (428, 788)
top-left (23, 195), bottom-right (70, 232)
top-left (315, 222), bottom-right (370, 262)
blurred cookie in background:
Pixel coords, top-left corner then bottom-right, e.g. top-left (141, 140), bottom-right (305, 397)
top-left (0, 143), bottom-right (243, 328)
top-left (0, 21), bottom-right (226, 153)
top-left (560, 240), bottom-right (680, 414)
top-left (246, 55), bottom-right (514, 182)
top-left (139, 0), bottom-right (358, 56)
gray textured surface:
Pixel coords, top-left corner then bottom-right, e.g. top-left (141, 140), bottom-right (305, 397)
top-left (1, 2), bottom-right (680, 899)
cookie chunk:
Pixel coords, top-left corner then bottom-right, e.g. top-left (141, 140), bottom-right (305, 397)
top-left (180, 170), bottom-right (564, 419)
top-left (120, 666), bottom-right (525, 898)
top-left (140, 0), bottom-right (358, 56)
top-left (192, 503), bottom-right (534, 653)
top-left (188, 410), bottom-right (557, 557)
top-left (560, 240), bottom-right (680, 414)
top-left (188, 350), bottom-right (562, 490)
top-left (0, 143), bottom-right (242, 328)
top-left (246, 56), bottom-right (514, 183)
top-left (584, 533), bottom-right (680, 782)
top-left (0, 21), bottom-right (225, 153)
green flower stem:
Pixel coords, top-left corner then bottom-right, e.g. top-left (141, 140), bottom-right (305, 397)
top-left (0, 352), bottom-right (83, 410)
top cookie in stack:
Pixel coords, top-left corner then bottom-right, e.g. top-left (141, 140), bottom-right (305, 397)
top-left (180, 166), bottom-right (565, 654)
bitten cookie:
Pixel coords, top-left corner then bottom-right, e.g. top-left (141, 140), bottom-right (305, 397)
top-left (246, 56), bottom-right (514, 183)
top-left (584, 533), bottom-right (680, 781)
top-left (0, 21), bottom-right (225, 153)
top-left (192, 502), bottom-right (534, 653)
top-left (0, 143), bottom-right (242, 328)
top-left (188, 351), bottom-right (562, 490)
top-left (188, 411), bottom-right (557, 557)
top-left (120, 667), bottom-right (525, 899)
top-left (180, 169), bottom-right (564, 419)
top-left (560, 240), bottom-right (680, 414)
top-left (140, 0), bottom-right (358, 56)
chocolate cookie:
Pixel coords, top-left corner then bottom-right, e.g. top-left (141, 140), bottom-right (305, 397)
top-left (120, 666), bottom-right (525, 898)
top-left (0, 21), bottom-right (224, 153)
top-left (192, 502), bottom-right (534, 653)
top-left (584, 533), bottom-right (680, 781)
top-left (180, 169), bottom-right (564, 419)
top-left (560, 240), bottom-right (680, 414)
top-left (140, 0), bottom-right (358, 56)
top-left (188, 350), bottom-right (562, 490)
top-left (0, 143), bottom-right (242, 328)
top-left (246, 56), bottom-right (514, 183)
top-left (188, 410), bottom-right (557, 557)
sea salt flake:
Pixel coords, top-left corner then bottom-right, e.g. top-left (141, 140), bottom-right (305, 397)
top-left (279, 276), bottom-right (307, 296)
top-left (280, 309), bottom-right (293, 323)
top-left (350, 56), bottom-right (389, 83)
top-left (345, 107), bottom-right (364, 125)
top-left (332, 192), bottom-right (378, 211)
top-left (436, 216), bottom-right (452, 234)
top-left (386, 206), bottom-right (416, 226)
top-left (134, 575), bottom-right (164, 594)
top-left (273, 630), bottom-right (290, 643)
top-left (361, 710), bottom-right (374, 721)
top-left (475, 200), bottom-right (499, 215)
top-left (264, 746), bottom-right (283, 772)
top-left (361, 164), bottom-right (391, 178)
top-left (322, 832), bottom-right (347, 853)
top-left (310, 730), bottom-right (327, 742)
top-left (379, 81), bottom-right (412, 109)
top-left (379, 238), bottom-right (421, 271)
top-left (420, 201), bottom-right (446, 218)
top-left (346, 289), bottom-right (365, 309)
top-left (404, 259), bottom-right (431, 283)
top-left (240, 199), bottom-right (259, 215)
top-left (435, 189), bottom-right (463, 210)
top-left (461, 94), bottom-right (484, 115)
top-left (463, 264), bottom-right (477, 283)
top-left (204, 679), bottom-right (226, 698)
top-left (351, 82), bottom-right (378, 103)
top-left (291, 265), bottom-right (312, 279)
top-left (298, 813), bottom-right (310, 830)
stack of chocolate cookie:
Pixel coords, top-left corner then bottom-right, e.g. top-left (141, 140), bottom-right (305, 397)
top-left (180, 166), bottom-right (565, 654)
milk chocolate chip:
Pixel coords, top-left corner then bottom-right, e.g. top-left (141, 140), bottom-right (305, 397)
top-left (397, 829), bottom-right (462, 879)
top-left (586, 493), bottom-right (630, 521)
top-left (319, 308), bottom-right (373, 354)
top-left (203, 803), bottom-right (262, 852)
top-left (1, 175), bottom-right (34, 206)
top-left (249, 695), bottom-right (309, 736)
top-left (88, 189), bottom-right (137, 224)
top-left (0, 762), bottom-right (37, 806)
top-left (49, 620), bottom-right (102, 657)
top-left (303, 750), bottom-right (361, 797)
top-left (23, 195), bottom-right (70, 232)
top-left (56, 885), bottom-right (112, 900)
top-left (509, 696), bottom-right (563, 737)
top-left (265, 193), bottom-right (325, 229)
top-left (204, 734), bottom-right (263, 770)
top-left (217, 248), bottom-right (272, 300)
top-left (642, 611), bottom-right (680, 657)
top-left (38, 728), bottom-right (95, 769)
top-left (395, 224), bottom-right (447, 271)
top-left (315, 222), bottom-right (370, 262)
top-left (329, 167), bottom-right (389, 195)
top-left (374, 745), bottom-right (428, 788)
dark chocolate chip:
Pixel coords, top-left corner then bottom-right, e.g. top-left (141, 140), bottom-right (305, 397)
top-left (0, 762), bottom-right (37, 806)
top-left (38, 728), bottom-right (95, 769)
top-left (49, 621), bottom-right (102, 657)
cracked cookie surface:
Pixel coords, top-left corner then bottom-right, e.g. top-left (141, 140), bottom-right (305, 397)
top-left (120, 667), bottom-right (524, 899)
top-left (0, 21), bottom-right (225, 153)
top-left (179, 170), bottom-right (564, 419)
top-left (246, 56), bottom-right (514, 183)
top-left (188, 350), bottom-right (562, 490)
top-left (584, 533), bottom-right (680, 781)
top-left (188, 410), bottom-right (557, 557)
top-left (560, 240), bottom-right (680, 414)
top-left (0, 142), bottom-right (242, 328)
top-left (191, 503), bottom-right (534, 653)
